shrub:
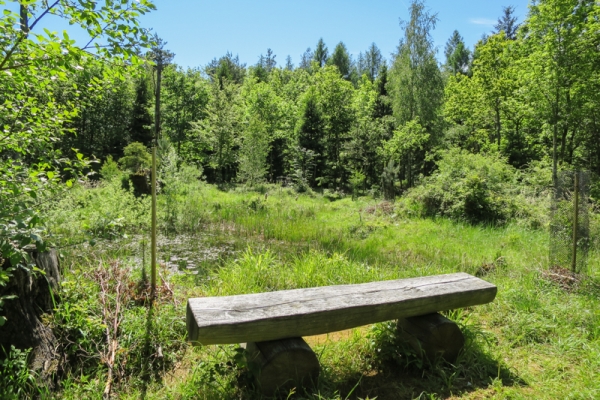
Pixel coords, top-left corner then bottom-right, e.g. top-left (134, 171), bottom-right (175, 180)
top-left (99, 155), bottom-right (121, 181)
top-left (406, 149), bottom-right (518, 224)
top-left (118, 142), bottom-right (152, 173)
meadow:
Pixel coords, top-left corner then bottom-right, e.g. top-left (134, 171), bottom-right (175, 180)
top-left (8, 175), bottom-right (595, 399)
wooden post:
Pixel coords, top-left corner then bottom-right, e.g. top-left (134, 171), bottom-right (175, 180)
top-left (572, 172), bottom-right (579, 273)
top-left (151, 146), bottom-right (157, 299)
top-left (244, 337), bottom-right (320, 396)
top-left (396, 313), bottom-right (465, 363)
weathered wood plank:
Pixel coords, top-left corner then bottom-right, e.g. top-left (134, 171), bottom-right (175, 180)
top-left (187, 273), bottom-right (496, 345)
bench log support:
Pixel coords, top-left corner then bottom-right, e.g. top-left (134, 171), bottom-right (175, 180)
top-left (397, 312), bottom-right (465, 362)
top-left (244, 337), bottom-right (320, 396)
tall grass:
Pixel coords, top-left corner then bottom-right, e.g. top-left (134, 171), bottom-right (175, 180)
top-left (43, 179), bottom-right (600, 399)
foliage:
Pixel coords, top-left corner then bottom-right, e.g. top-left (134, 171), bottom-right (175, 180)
top-left (444, 30), bottom-right (471, 75)
top-left (191, 79), bottom-right (241, 183)
top-left (99, 155), bottom-right (121, 181)
top-left (118, 142), bottom-right (152, 173)
top-left (388, 0), bottom-right (444, 187)
top-left (406, 149), bottom-right (520, 224)
top-left (0, 0), bottom-right (155, 324)
top-left (0, 346), bottom-right (35, 399)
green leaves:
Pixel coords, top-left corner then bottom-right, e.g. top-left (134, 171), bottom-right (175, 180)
top-left (0, 0), bottom-right (156, 325)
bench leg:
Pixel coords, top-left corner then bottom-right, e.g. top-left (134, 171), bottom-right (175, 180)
top-left (244, 337), bottom-right (320, 396)
top-left (396, 312), bottom-right (465, 363)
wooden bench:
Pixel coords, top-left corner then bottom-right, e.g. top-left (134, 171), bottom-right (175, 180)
top-left (187, 273), bottom-right (497, 395)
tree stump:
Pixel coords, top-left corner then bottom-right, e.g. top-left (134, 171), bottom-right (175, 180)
top-left (244, 337), bottom-right (320, 396)
top-left (0, 248), bottom-right (62, 387)
top-left (396, 312), bottom-right (464, 363)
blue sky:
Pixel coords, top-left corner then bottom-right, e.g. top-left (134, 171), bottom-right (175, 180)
top-left (139, 0), bottom-right (531, 69)
top-left (9, 0), bottom-right (532, 69)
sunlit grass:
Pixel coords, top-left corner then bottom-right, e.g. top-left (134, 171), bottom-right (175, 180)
top-left (49, 182), bottom-right (600, 399)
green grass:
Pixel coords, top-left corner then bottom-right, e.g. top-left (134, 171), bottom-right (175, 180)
top-left (39, 181), bottom-right (600, 399)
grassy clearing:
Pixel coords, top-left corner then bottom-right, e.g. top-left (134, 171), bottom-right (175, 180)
top-left (31, 180), bottom-right (600, 399)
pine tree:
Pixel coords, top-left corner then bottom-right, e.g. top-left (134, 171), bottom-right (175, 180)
top-left (494, 6), bottom-right (520, 40)
top-left (313, 38), bottom-right (329, 67)
top-left (444, 30), bottom-right (471, 75)
top-left (299, 48), bottom-right (313, 70)
top-left (365, 43), bottom-right (383, 81)
top-left (129, 75), bottom-right (154, 147)
top-left (328, 42), bottom-right (351, 78)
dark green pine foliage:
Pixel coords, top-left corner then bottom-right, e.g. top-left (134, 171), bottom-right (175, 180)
top-left (299, 48), bottom-right (313, 70)
top-left (373, 63), bottom-right (393, 119)
top-left (313, 38), bottom-right (329, 68)
top-left (494, 6), bottom-right (520, 40)
top-left (297, 94), bottom-right (325, 186)
top-left (329, 42), bottom-right (351, 79)
top-left (252, 48), bottom-right (277, 82)
top-left (365, 43), bottom-right (383, 82)
top-left (206, 52), bottom-right (246, 87)
top-left (129, 75), bottom-right (153, 147)
top-left (444, 30), bottom-right (471, 75)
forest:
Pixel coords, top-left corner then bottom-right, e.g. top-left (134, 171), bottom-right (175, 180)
top-left (1, 0), bottom-right (600, 399)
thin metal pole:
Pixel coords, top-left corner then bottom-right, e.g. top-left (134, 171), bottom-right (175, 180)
top-left (571, 172), bottom-right (579, 273)
top-left (151, 146), bottom-right (157, 299)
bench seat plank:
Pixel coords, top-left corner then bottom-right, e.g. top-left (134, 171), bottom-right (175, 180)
top-left (187, 272), bottom-right (496, 345)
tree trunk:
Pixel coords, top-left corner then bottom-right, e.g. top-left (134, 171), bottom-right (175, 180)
top-left (397, 312), bottom-right (465, 363)
top-left (0, 249), bottom-right (62, 388)
top-left (244, 337), bottom-right (320, 396)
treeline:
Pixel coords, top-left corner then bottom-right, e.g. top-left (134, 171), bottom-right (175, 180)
top-left (56, 0), bottom-right (600, 193)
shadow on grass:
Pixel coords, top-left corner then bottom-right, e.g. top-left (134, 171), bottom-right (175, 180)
top-left (232, 322), bottom-right (526, 400)
top-left (139, 301), bottom-right (155, 400)
top-left (328, 325), bottom-right (526, 400)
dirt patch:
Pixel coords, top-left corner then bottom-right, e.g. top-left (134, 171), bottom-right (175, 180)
top-left (304, 327), bottom-right (368, 346)
top-left (541, 266), bottom-right (583, 291)
top-left (363, 201), bottom-right (395, 215)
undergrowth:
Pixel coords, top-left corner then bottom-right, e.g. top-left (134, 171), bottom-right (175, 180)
top-left (12, 172), bottom-right (598, 399)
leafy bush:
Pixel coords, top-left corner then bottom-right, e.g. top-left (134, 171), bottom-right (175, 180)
top-left (119, 142), bottom-right (152, 173)
top-left (46, 179), bottom-right (150, 244)
top-left (99, 155), bottom-right (121, 181)
top-left (405, 149), bottom-right (515, 223)
top-left (404, 149), bottom-right (550, 225)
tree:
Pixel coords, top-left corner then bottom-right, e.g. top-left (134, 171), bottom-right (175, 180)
top-left (494, 5), bottom-right (520, 40)
top-left (344, 75), bottom-right (387, 189)
top-left (296, 89), bottom-right (325, 186)
top-left (285, 55), bottom-right (294, 71)
top-left (328, 42), bottom-right (351, 78)
top-left (389, 0), bottom-right (443, 134)
top-left (364, 43), bottom-right (383, 81)
top-left (129, 72), bottom-right (154, 147)
top-left (444, 30), bottom-right (471, 75)
top-left (240, 78), bottom-right (283, 183)
top-left (524, 0), bottom-right (596, 184)
top-left (299, 47), bottom-right (313, 70)
top-left (312, 66), bottom-right (355, 187)
top-left (191, 80), bottom-right (241, 183)
top-left (238, 116), bottom-right (270, 185)
top-left (161, 66), bottom-right (209, 160)
top-left (313, 38), bottom-right (329, 68)
top-left (0, 0), bottom-right (155, 379)
top-left (206, 52), bottom-right (246, 86)
top-left (388, 0), bottom-right (443, 186)
top-left (372, 63), bottom-right (393, 119)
